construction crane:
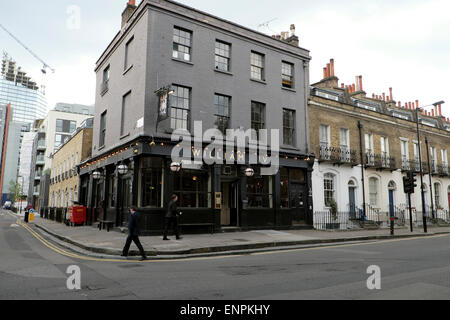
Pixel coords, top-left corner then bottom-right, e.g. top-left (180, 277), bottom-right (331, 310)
top-left (0, 23), bottom-right (55, 74)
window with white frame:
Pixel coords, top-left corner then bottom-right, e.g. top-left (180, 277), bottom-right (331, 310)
top-left (250, 52), bottom-right (265, 81)
top-left (434, 183), bottom-right (441, 208)
top-left (215, 40), bottom-right (231, 72)
top-left (320, 124), bottom-right (330, 159)
top-left (431, 147), bottom-right (437, 172)
top-left (281, 62), bottom-right (294, 88)
top-left (365, 134), bottom-right (374, 165)
top-left (324, 173), bottom-right (335, 206)
top-left (173, 27), bottom-right (192, 61)
top-left (340, 128), bottom-right (350, 162)
top-left (369, 177), bottom-right (379, 207)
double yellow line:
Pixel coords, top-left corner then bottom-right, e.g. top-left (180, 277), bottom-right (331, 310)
top-left (7, 212), bottom-right (233, 263)
top-left (5, 211), bottom-right (450, 262)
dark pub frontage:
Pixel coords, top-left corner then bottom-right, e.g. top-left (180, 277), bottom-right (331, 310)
top-left (78, 137), bottom-right (315, 235)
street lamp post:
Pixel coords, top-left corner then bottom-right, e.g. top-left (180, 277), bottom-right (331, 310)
top-left (425, 137), bottom-right (435, 220)
top-left (18, 175), bottom-right (24, 216)
top-left (415, 107), bottom-right (427, 233)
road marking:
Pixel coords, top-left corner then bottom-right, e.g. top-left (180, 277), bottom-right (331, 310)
top-left (8, 211), bottom-right (450, 263)
top-left (10, 224), bottom-right (19, 228)
top-left (14, 219), bottom-right (239, 263)
top-left (251, 234), bottom-right (450, 256)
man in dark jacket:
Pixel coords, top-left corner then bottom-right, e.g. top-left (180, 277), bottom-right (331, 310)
top-left (122, 206), bottom-right (147, 261)
top-left (163, 194), bottom-right (182, 240)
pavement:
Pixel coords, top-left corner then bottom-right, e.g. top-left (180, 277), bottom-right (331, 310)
top-left (7, 210), bottom-right (450, 259)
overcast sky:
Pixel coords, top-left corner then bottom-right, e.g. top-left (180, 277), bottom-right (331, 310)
top-left (1, 0), bottom-right (449, 118)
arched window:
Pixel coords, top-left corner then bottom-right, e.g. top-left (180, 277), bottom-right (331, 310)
top-left (348, 180), bottom-right (356, 187)
top-left (369, 177), bottom-right (379, 207)
top-left (434, 183), bottom-right (441, 208)
top-left (324, 173), bottom-right (335, 206)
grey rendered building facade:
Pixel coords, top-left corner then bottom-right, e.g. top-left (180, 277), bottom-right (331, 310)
top-left (80, 0), bottom-right (314, 234)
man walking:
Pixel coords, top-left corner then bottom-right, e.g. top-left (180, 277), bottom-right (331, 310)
top-left (122, 206), bottom-right (147, 261)
top-left (163, 194), bottom-right (182, 240)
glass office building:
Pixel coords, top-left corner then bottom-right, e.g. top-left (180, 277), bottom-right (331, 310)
top-left (0, 56), bottom-right (48, 203)
top-left (0, 77), bottom-right (47, 124)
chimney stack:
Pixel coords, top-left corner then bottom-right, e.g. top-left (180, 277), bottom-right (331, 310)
top-left (122, 0), bottom-right (137, 28)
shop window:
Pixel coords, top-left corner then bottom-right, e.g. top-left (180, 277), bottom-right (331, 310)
top-left (174, 170), bottom-right (210, 208)
top-left (247, 167), bottom-right (272, 208)
top-left (107, 175), bottom-right (116, 208)
top-left (140, 158), bottom-right (163, 208)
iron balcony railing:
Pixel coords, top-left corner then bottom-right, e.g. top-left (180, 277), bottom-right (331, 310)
top-left (365, 152), bottom-right (396, 170)
top-left (401, 156), bottom-right (410, 171)
top-left (437, 164), bottom-right (449, 176)
top-left (319, 145), bottom-right (358, 166)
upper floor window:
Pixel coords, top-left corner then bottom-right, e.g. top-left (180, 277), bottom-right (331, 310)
top-left (121, 91), bottom-right (131, 136)
top-left (124, 36), bottom-right (134, 70)
top-left (442, 149), bottom-right (448, 165)
top-left (250, 52), bottom-right (265, 81)
top-left (319, 124), bottom-right (330, 147)
top-left (282, 62), bottom-right (294, 88)
top-left (215, 41), bottom-right (231, 72)
top-left (56, 119), bottom-right (76, 134)
top-left (283, 109), bottom-right (295, 146)
top-left (173, 27), bottom-right (192, 62)
top-left (170, 85), bottom-right (190, 130)
top-left (99, 111), bottom-right (107, 147)
top-left (251, 101), bottom-right (265, 140)
top-left (102, 65), bottom-right (110, 93)
top-left (214, 94), bottom-right (231, 134)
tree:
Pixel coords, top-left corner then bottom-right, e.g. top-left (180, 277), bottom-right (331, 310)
top-left (8, 180), bottom-right (21, 203)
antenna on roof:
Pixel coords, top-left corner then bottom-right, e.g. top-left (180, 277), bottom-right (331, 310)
top-left (257, 18), bottom-right (277, 33)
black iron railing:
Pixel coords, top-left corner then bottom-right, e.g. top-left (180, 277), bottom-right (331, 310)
top-left (319, 145), bottom-right (358, 166)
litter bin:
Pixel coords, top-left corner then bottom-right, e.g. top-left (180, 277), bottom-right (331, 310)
top-left (24, 210), bottom-right (29, 223)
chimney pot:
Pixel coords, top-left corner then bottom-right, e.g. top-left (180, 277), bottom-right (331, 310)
top-left (359, 76), bottom-right (363, 91)
top-left (326, 63), bottom-right (331, 78)
top-left (389, 87), bottom-right (393, 101)
top-left (330, 59), bottom-right (335, 77)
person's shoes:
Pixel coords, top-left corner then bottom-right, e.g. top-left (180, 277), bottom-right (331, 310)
top-left (140, 256), bottom-right (147, 261)
top-left (121, 253), bottom-right (128, 258)
top-left (163, 238), bottom-right (170, 241)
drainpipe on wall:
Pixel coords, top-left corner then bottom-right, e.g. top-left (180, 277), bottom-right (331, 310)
top-left (358, 121), bottom-right (367, 221)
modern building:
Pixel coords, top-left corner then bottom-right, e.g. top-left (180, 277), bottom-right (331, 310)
top-left (0, 54), bottom-right (47, 203)
top-left (309, 59), bottom-right (450, 229)
top-left (78, 0), bottom-right (314, 234)
top-left (18, 131), bottom-right (37, 202)
top-left (28, 103), bottom-right (94, 209)
top-left (48, 117), bottom-right (93, 211)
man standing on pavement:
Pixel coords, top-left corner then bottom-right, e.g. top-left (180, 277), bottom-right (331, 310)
top-left (163, 194), bottom-right (183, 241)
top-left (122, 206), bottom-right (147, 261)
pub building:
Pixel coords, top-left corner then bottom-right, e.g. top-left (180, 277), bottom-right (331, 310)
top-left (78, 0), bottom-right (314, 234)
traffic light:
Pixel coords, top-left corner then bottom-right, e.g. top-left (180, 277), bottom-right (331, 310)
top-left (403, 172), bottom-right (417, 194)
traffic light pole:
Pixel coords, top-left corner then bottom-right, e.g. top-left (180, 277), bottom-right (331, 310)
top-left (408, 193), bottom-right (413, 232)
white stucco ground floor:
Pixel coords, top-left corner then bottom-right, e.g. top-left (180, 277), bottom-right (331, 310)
top-left (312, 160), bottom-right (450, 230)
